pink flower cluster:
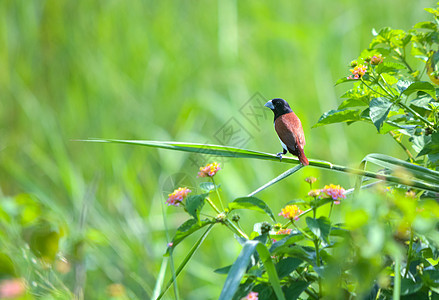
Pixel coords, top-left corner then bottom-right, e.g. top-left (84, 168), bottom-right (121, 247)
top-left (242, 291), bottom-right (258, 300)
top-left (321, 184), bottom-right (346, 204)
top-left (347, 64), bottom-right (367, 80)
top-left (166, 187), bottom-right (191, 206)
top-left (197, 162), bottom-right (221, 177)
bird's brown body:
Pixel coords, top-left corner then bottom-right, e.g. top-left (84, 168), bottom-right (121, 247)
top-left (274, 112), bottom-right (308, 165)
top-left (264, 98), bottom-right (309, 165)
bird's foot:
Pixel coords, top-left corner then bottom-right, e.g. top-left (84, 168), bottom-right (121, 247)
top-left (276, 152), bottom-right (283, 161)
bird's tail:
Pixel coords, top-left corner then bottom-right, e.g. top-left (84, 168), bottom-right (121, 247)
top-left (298, 148), bottom-right (309, 166)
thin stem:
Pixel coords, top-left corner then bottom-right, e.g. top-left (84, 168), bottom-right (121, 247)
top-left (282, 219), bottom-right (292, 228)
top-left (247, 164), bottom-right (304, 197)
top-left (404, 229), bottom-right (414, 278)
top-left (398, 101), bottom-right (434, 127)
top-left (375, 288), bottom-right (381, 300)
top-left (156, 225), bottom-right (214, 300)
top-left (419, 63), bottom-right (427, 80)
top-left (206, 197), bottom-right (248, 239)
top-left (328, 202), bottom-right (334, 218)
top-left (211, 176), bottom-right (224, 211)
top-left (160, 194), bottom-right (179, 300)
top-left (376, 77), bottom-right (396, 98)
top-left (398, 51), bottom-right (414, 73)
top-left (393, 256), bottom-right (401, 300)
top-left (361, 79), bottom-right (389, 98)
top-left (291, 221), bottom-right (313, 240)
top-left (304, 288), bottom-right (319, 300)
top-left (234, 220), bottom-right (246, 236)
top-left (379, 74), bottom-right (397, 97)
top-left (389, 131), bottom-right (415, 161)
top-left (225, 219), bottom-right (248, 239)
top-left (205, 197), bottom-right (221, 214)
top-left (314, 237), bottom-right (322, 297)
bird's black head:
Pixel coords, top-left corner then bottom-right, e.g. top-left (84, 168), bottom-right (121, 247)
top-left (264, 98), bottom-right (293, 121)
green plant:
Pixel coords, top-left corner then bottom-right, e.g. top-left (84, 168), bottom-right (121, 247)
top-left (82, 5), bottom-right (439, 299)
top-left (314, 5), bottom-right (439, 169)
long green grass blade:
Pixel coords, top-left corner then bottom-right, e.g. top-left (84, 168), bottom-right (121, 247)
top-left (256, 242), bottom-right (286, 300)
top-left (79, 139), bottom-right (439, 193)
top-left (156, 224), bottom-right (215, 300)
top-left (363, 153), bottom-right (439, 184)
top-left (152, 257), bottom-right (169, 300)
top-left (219, 240), bottom-right (285, 300)
top-left (247, 165), bottom-right (304, 197)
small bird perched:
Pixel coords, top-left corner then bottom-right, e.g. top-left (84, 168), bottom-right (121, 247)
top-left (264, 98), bottom-right (309, 165)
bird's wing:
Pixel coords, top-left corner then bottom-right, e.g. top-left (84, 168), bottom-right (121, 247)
top-left (274, 112), bottom-right (306, 151)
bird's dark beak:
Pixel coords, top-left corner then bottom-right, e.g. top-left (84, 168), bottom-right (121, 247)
top-left (264, 100), bottom-right (274, 110)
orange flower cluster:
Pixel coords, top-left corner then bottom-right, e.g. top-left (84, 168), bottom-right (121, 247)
top-left (278, 205), bottom-right (303, 221)
top-left (276, 228), bottom-right (292, 235)
top-left (348, 64), bottom-right (367, 80)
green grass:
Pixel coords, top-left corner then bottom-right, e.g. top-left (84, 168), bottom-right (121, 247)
top-left (0, 0), bottom-right (435, 298)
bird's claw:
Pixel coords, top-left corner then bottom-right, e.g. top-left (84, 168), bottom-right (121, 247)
top-left (276, 152), bottom-right (283, 161)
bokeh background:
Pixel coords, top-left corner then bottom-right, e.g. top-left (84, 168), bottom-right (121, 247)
top-left (0, 1), bottom-right (434, 299)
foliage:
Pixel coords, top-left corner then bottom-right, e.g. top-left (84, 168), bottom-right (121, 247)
top-left (315, 5), bottom-right (439, 169)
top-left (1, 1), bottom-right (439, 300)
top-left (149, 5), bottom-right (439, 299)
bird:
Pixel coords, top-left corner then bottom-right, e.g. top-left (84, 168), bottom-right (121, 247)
top-left (264, 98), bottom-right (309, 165)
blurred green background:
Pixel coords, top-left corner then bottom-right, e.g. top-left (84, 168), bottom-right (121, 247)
top-left (0, 1), bottom-right (434, 299)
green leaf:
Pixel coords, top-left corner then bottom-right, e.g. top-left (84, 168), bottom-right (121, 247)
top-left (363, 153), bottom-right (439, 185)
top-left (421, 267), bottom-right (439, 292)
top-left (335, 76), bottom-right (354, 85)
top-left (219, 240), bottom-right (285, 300)
top-left (414, 21), bottom-right (437, 30)
top-left (270, 232), bottom-right (304, 254)
top-left (79, 139), bottom-right (304, 165)
top-left (369, 97), bottom-right (393, 132)
top-left (165, 218), bottom-right (214, 255)
top-left (381, 73), bottom-right (398, 85)
top-left (283, 281), bottom-right (310, 300)
top-left (199, 182), bottom-right (218, 193)
top-left (424, 7), bottom-right (439, 18)
top-left (312, 109), bottom-right (362, 128)
top-left (214, 265), bottom-right (232, 274)
top-left (185, 193), bottom-right (208, 221)
top-left (401, 278), bottom-right (423, 296)
top-left (338, 98), bottom-right (368, 109)
top-left (228, 197), bottom-right (275, 221)
top-left (411, 95), bottom-right (434, 109)
top-left (375, 62), bottom-right (406, 74)
top-left (402, 81), bottom-right (437, 99)
top-left (79, 139), bottom-right (439, 193)
top-left (306, 217), bottom-right (331, 246)
top-left (418, 133), bottom-right (439, 163)
top-left (275, 257), bottom-right (303, 278)
top-left (281, 245), bottom-right (316, 264)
